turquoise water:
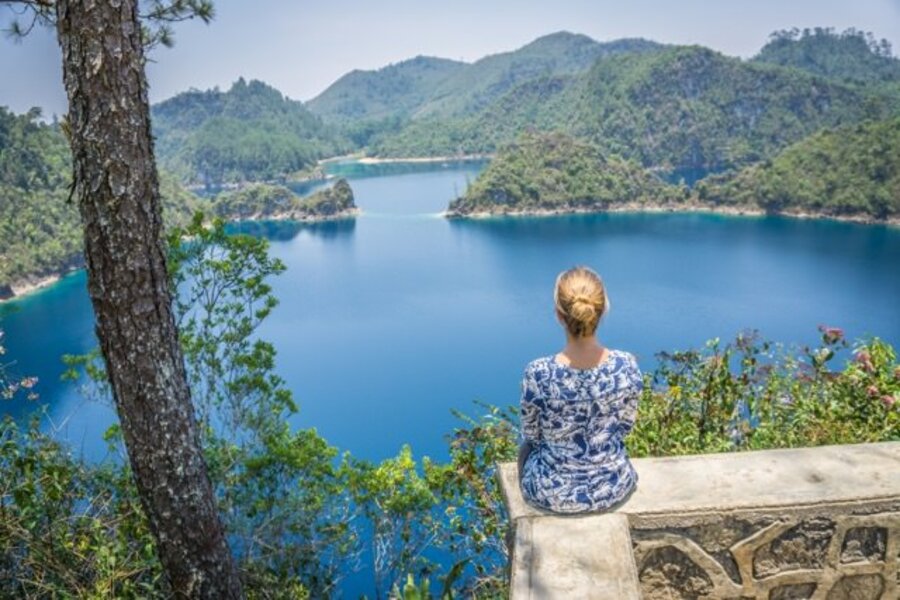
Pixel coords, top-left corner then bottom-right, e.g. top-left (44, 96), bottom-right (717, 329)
top-left (2, 162), bottom-right (900, 464)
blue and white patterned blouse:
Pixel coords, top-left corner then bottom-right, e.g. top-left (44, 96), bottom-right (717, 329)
top-left (519, 350), bottom-right (642, 513)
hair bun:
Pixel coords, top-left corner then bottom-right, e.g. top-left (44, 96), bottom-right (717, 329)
top-left (554, 266), bottom-right (608, 338)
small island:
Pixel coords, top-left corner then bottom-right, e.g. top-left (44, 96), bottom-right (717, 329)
top-left (212, 178), bottom-right (358, 222)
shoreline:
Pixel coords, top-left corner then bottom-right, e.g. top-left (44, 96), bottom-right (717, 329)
top-left (2, 268), bottom-right (82, 305)
top-left (1, 209), bottom-right (360, 304)
top-left (355, 154), bottom-right (492, 165)
top-left (444, 202), bottom-right (900, 227)
top-left (6, 201), bottom-right (897, 304)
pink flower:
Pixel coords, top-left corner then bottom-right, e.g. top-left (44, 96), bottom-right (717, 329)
top-left (818, 325), bottom-right (844, 345)
top-left (881, 394), bottom-right (896, 408)
top-left (867, 385), bottom-right (880, 397)
top-left (855, 351), bottom-right (874, 373)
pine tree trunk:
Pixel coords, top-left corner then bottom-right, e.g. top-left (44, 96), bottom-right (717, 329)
top-left (54, 1), bottom-right (243, 596)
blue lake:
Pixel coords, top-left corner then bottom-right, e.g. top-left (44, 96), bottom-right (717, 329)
top-left (2, 161), bottom-right (900, 465)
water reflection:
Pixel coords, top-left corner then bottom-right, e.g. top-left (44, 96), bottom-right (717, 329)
top-left (324, 158), bottom-right (488, 181)
top-left (226, 217), bottom-right (356, 242)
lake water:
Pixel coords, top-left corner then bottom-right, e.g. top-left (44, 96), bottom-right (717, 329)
top-left (2, 161), bottom-right (900, 465)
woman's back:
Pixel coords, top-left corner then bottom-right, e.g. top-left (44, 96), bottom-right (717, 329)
top-left (520, 349), bottom-right (642, 513)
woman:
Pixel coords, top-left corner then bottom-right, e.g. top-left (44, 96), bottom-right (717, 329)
top-left (519, 266), bottom-right (642, 513)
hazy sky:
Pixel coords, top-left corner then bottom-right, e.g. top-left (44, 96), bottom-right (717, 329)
top-left (2, 0), bottom-right (900, 117)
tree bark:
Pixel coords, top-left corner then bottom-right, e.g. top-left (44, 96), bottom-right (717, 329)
top-left (54, 1), bottom-right (243, 596)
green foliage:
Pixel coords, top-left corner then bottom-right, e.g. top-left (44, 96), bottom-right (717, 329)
top-left (630, 328), bottom-right (899, 456)
top-left (0, 107), bottom-right (80, 293)
top-left (754, 27), bottom-right (900, 86)
top-left (449, 131), bottom-right (682, 215)
top-left (0, 417), bottom-right (164, 598)
top-left (0, 107), bottom-right (201, 294)
top-left (213, 179), bottom-right (355, 221)
top-left (152, 78), bottom-right (350, 186)
top-left (697, 118), bottom-right (900, 220)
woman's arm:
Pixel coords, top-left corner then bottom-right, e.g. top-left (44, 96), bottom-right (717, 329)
top-left (618, 354), bottom-right (644, 436)
top-left (519, 365), bottom-right (540, 472)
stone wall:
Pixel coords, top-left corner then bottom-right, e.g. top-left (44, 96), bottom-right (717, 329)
top-left (498, 442), bottom-right (900, 599)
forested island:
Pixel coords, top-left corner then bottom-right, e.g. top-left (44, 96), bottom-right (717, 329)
top-left (212, 179), bottom-right (357, 222)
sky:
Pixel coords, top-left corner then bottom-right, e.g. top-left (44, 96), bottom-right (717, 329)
top-left (2, 0), bottom-right (900, 117)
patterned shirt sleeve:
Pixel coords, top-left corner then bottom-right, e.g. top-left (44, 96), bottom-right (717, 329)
top-left (520, 364), bottom-right (541, 443)
top-left (618, 353), bottom-right (643, 436)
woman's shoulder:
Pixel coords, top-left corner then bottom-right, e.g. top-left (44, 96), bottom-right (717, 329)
top-left (523, 355), bottom-right (557, 377)
top-left (608, 349), bottom-right (639, 367)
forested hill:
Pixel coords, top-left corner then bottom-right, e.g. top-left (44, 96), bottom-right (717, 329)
top-left (0, 107), bottom-right (199, 298)
top-left (696, 118), bottom-right (900, 221)
top-left (372, 44), bottom-right (896, 170)
top-left (152, 78), bottom-right (350, 186)
top-left (306, 32), bottom-right (662, 125)
top-left (410, 32), bottom-right (662, 119)
top-left (567, 45), bottom-right (895, 170)
top-left (305, 56), bottom-right (466, 123)
top-left (753, 28), bottom-right (900, 86)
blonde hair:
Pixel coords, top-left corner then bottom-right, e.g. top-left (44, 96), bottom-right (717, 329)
top-left (554, 266), bottom-right (608, 338)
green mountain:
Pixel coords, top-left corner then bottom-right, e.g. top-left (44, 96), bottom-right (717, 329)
top-left (447, 131), bottom-right (682, 216)
top-left (413, 32), bottom-right (662, 119)
top-left (697, 118), bottom-right (900, 221)
top-left (152, 78), bottom-right (349, 186)
top-left (753, 27), bottom-right (900, 86)
top-left (568, 45), bottom-right (895, 170)
top-left (0, 107), bottom-right (200, 298)
top-left (307, 32), bottom-right (661, 127)
top-left (373, 44), bottom-right (897, 171)
top-left (305, 56), bottom-right (466, 123)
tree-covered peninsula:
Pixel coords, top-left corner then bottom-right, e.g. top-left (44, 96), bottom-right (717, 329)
top-left (697, 118), bottom-right (900, 222)
top-left (451, 121), bottom-right (900, 224)
top-left (446, 132), bottom-right (683, 216)
top-left (212, 179), bottom-right (357, 222)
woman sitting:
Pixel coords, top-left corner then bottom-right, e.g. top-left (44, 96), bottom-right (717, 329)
top-left (519, 266), bottom-right (643, 513)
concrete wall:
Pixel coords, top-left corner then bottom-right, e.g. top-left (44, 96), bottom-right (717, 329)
top-left (498, 442), bottom-right (900, 599)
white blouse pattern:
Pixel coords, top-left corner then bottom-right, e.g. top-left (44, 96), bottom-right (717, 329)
top-left (519, 350), bottom-right (642, 513)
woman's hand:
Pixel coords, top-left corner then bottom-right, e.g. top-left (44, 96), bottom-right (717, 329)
top-left (518, 440), bottom-right (533, 475)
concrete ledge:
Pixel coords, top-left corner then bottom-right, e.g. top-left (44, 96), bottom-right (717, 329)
top-left (510, 513), bottom-right (640, 600)
top-left (499, 442), bottom-right (900, 599)
top-left (499, 441), bottom-right (900, 525)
